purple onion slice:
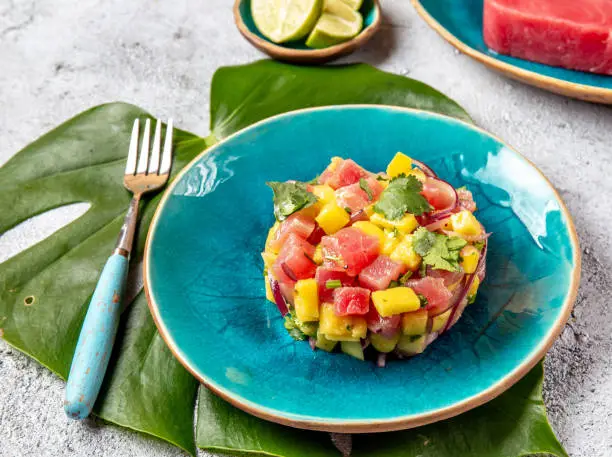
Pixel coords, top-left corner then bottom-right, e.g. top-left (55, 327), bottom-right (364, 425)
top-left (411, 159), bottom-right (437, 178)
top-left (269, 277), bottom-right (289, 316)
top-left (281, 262), bottom-right (298, 282)
top-left (423, 178), bottom-right (459, 221)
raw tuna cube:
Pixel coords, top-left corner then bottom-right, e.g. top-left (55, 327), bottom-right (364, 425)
top-left (315, 267), bottom-right (355, 302)
top-left (335, 177), bottom-right (384, 213)
top-left (267, 213), bottom-right (316, 253)
top-left (427, 268), bottom-right (465, 288)
top-left (365, 305), bottom-right (401, 337)
top-left (483, 0), bottom-right (612, 75)
top-left (333, 287), bottom-right (371, 316)
top-left (321, 227), bottom-right (380, 276)
top-left (319, 158), bottom-right (369, 189)
top-left (271, 233), bottom-right (316, 285)
top-left (404, 277), bottom-right (453, 315)
top-left (358, 255), bottom-right (407, 291)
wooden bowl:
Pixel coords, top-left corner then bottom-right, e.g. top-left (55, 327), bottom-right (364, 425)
top-left (234, 0), bottom-right (382, 64)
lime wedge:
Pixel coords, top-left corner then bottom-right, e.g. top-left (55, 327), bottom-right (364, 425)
top-left (251, 0), bottom-right (323, 43)
top-left (322, 0), bottom-right (357, 16)
top-left (305, 0), bottom-right (363, 49)
top-left (340, 0), bottom-right (363, 10)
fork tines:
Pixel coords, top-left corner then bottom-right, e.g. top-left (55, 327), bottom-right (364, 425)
top-left (125, 118), bottom-right (173, 176)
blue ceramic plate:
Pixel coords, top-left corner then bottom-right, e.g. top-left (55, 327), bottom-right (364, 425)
top-left (144, 106), bottom-right (580, 432)
top-left (234, 0), bottom-right (381, 64)
top-left (412, 0), bottom-right (612, 104)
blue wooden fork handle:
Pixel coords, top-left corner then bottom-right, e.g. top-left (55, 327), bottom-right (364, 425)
top-left (64, 197), bottom-right (139, 419)
top-left (64, 252), bottom-right (129, 419)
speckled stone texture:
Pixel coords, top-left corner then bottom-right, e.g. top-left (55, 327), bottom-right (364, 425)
top-left (0, 0), bottom-right (610, 456)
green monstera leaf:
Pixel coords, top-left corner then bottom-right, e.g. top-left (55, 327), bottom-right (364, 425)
top-left (95, 293), bottom-right (199, 454)
top-left (0, 60), bottom-right (566, 457)
top-left (352, 361), bottom-right (568, 457)
top-left (209, 60), bottom-right (471, 141)
top-left (196, 362), bottom-right (567, 457)
top-left (0, 102), bottom-right (205, 454)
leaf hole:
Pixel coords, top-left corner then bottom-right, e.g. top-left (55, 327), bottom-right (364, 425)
top-left (24, 296), bottom-right (35, 306)
top-left (0, 202), bottom-right (91, 263)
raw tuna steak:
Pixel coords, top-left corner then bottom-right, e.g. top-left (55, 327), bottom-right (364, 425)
top-left (483, 0), bottom-right (612, 75)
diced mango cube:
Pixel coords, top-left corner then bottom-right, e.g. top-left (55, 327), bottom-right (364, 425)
top-left (265, 222), bottom-right (280, 254)
top-left (390, 236), bottom-right (422, 271)
top-left (296, 203), bottom-right (321, 219)
top-left (370, 212), bottom-right (418, 234)
top-left (372, 287), bottom-right (421, 317)
top-left (364, 205), bottom-right (375, 217)
top-left (265, 276), bottom-right (274, 303)
top-left (294, 279), bottom-right (319, 322)
top-left (450, 210), bottom-right (482, 237)
top-left (261, 251), bottom-right (278, 270)
top-left (313, 244), bottom-right (323, 264)
top-left (319, 304), bottom-right (367, 341)
top-left (460, 245), bottom-right (480, 274)
top-left (382, 229), bottom-right (400, 256)
top-left (316, 203), bottom-right (350, 235)
top-left (468, 276), bottom-right (481, 299)
top-left (430, 308), bottom-right (453, 333)
top-left (311, 184), bottom-right (336, 205)
top-left (408, 168), bottom-right (427, 182)
top-left (386, 152), bottom-right (413, 178)
top-left (352, 221), bottom-right (385, 247)
top-left (401, 309), bottom-right (428, 335)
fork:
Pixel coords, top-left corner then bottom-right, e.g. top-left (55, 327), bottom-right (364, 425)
top-left (64, 118), bottom-right (173, 420)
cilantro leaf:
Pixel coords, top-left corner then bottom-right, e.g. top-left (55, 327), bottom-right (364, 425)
top-left (413, 227), bottom-right (467, 272)
top-left (373, 175), bottom-right (430, 220)
top-left (412, 227), bottom-right (437, 256)
top-left (422, 235), bottom-right (459, 271)
top-left (267, 181), bottom-right (318, 221)
top-left (359, 178), bottom-right (374, 201)
top-left (447, 236), bottom-right (468, 251)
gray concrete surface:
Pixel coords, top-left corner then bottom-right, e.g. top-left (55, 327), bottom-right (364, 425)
top-left (1, 0), bottom-right (611, 456)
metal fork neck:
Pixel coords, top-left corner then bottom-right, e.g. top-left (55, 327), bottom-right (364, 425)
top-left (114, 194), bottom-right (141, 257)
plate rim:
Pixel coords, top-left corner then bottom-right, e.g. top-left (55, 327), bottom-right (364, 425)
top-left (144, 104), bottom-right (581, 433)
top-left (411, 0), bottom-right (612, 104)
